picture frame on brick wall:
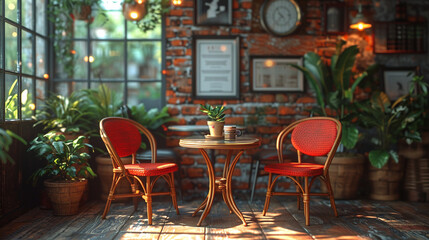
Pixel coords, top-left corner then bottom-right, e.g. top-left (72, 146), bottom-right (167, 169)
top-left (250, 56), bottom-right (304, 93)
top-left (193, 35), bottom-right (239, 99)
top-left (323, 2), bottom-right (347, 35)
top-left (194, 0), bottom-right (232, 26)
top-left (383, 67), bottom-right (416, 101)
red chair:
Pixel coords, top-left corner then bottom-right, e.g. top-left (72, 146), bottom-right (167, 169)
top-left (262, 117), bottom-right (342, 226)
top-left (99, 117), bottom-right (179, 224)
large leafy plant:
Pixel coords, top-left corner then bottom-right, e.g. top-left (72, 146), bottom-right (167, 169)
top-left (33, 92), bottom-right (93, 134)
top-left (126, 103), bottom-right (177, 130)
top-left (29, 132), bottom-right (96, 183)
top-left (200, 104), bottom-right (226, 122)
top-left (356, 89), bottom-right (424, 168)
top-left (291, 39), bottom-right (376, 151)
top-left (81, 84), bottom-right (123, 128)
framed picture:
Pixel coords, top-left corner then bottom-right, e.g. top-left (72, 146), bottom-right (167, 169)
top-left (193, 36), bottom-right (239, 99)
top-left (323, 2), bottom-right (347, 35)
top-left (194, 0), bottom-right (232, 26)
top-left (383, 68), bottom-right (416, 101)
top-left (250, 56), bottom-right (304, 93)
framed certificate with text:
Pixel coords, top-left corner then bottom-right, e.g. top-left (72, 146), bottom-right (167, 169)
top-left (192, 36), bottom-right (240, 99)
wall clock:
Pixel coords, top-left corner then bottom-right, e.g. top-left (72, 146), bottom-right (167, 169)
top-left (260, 0), bottom-right (302, 36)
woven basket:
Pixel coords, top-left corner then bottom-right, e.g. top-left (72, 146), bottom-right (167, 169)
top-left (44, 179), bottom-right (87, 216)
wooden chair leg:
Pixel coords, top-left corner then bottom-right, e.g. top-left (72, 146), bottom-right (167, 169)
top-left (295, 178), bottom-right (301, 210)
top-left (262, 173), bottom-right (273, 216)
top-left (102, 173), bottom-right (119, 219)
top-left (325, 175), bottom-right (338, 217)
top-left (146, 176), bottom-right (153, 225)
top-left (304, 176), bottom-right (310, 226)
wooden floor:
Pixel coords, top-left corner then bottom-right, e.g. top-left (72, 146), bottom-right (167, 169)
top-left (1, 192), bottom-right (429, 240)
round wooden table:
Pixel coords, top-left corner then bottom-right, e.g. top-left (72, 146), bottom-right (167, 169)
top-left (179, 136), bottom-right (260, 226)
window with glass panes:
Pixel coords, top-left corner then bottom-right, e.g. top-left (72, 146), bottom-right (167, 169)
top-left (1, 0), bottom-right (48, 121)
top-left (52, 0), bottom-right (165, 110)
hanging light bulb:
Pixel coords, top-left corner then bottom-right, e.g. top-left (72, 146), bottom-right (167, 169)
top-left (172, 0), bottom-right (182, 6)
top-left (350, 4), bottom-right (372, 31)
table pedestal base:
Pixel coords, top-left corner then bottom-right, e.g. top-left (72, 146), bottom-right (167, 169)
top-left (193, 149), bottom-right (247, 226)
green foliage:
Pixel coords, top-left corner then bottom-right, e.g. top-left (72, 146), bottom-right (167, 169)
top-left (356, 90), bottom-right (424, 168)
top-left (81, 84), bottom-right (124, 127)
top-left (0, 129), bottom-right (27, 164)
top-left (290, 39), bottom-right (376, 151)
top-left (200, 104), bottom-right (226, 122)
top-left (28, 132), bottom-right (96, 184)
top-left (5, 79), bottom-right (34, 119)
top-left (126, 103), bottom-right (177, 130)
top-left (124, 0), bottom-right (171, 33)
top-left (47, 0), bottom-right (104, 77)
top-left (33, 92), bottom-right (94, 135)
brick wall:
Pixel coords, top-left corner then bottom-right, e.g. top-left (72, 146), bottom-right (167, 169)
top-left (163, 0), bottom-right (370, 196)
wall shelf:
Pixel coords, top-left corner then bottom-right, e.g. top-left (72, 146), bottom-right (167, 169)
top-left (373, 21), bottom-right (427, 54)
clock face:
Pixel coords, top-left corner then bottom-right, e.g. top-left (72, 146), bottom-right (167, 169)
top-left (260, 0), bottom-right (301, 36)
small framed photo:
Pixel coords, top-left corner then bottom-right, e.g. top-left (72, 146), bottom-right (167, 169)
top-left (250, 56), bottom-right (304, 93)
top-left (193, 36), bottom-right (239, 99)
top-left (323, 2), bottom-right (347, 35)
top-left (194, 0), bottom-right (232, 26)
top-left (383, 68), bottom-right (416, 101)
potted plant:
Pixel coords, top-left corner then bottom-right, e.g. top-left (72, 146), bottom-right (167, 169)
top-left (290, 38), bottom-right (377, 199)
top-left (28, 132), bottom-right (96, 215)
top-left (33, 92), bottom-right (95, 138)
top-left (356, 86), bottom-right (425, 200)
top-left (122, 0), bottom-right (170, 33)
top-left (200, 104), bottom-right (226, 138)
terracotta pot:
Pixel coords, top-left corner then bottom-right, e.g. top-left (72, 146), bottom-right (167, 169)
top-left (72, 5), bottom-right (92, 20)
top-left (44, 179), bottom-right (87, 215)
top-left (207, 121), bottom-right (224, 137)
top-left (315, 154), bottom-right (365, 199)
top-left (95, 154), bottom-right (132, 201)
top-left (122, 1), bottom-right (147, 21)
top-left (368, 158), bottom-right (405, 201)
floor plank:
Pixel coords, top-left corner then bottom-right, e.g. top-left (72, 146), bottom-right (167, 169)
top-left (1, 192), bottom-right (429, 240)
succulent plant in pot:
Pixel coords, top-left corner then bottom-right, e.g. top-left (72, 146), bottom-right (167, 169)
top-left (28, 132), bottom-right (96, 215)
top-left (200, 104), bottom-right (226, 137)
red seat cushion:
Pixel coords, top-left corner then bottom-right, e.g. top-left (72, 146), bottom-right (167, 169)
top-left (125, 163), bottom-right (178, 176)
top-left (264, 162), bottom-right (324, 177)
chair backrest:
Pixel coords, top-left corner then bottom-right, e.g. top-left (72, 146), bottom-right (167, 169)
top-left (276, 117), bottom-right (342, 173)
top-left (100, 117), bottom-right (158, 170)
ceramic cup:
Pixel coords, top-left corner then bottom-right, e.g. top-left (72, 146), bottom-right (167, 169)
top-left (224, 125), bottom-right (242, 140)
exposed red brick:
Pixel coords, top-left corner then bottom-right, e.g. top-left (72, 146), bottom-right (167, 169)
top-left (296, 96), bottom-right (316, 104)
top-left (169, 9), bottom-right (183, 16)
top-left (187, 168), bottom-right (204, 178)
top-left (278, 106), bottom-right (297, 115)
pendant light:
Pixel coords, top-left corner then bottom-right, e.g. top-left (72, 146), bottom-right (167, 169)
top-left (350, 3), bottom-right (372, 31)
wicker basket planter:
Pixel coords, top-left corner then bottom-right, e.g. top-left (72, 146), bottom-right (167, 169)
top-left (44, 179), bottom-right (87, 216)
top-left (368, 158), bottom-right (405, 201)
top-left (315, 154), bottom-right (365, 199)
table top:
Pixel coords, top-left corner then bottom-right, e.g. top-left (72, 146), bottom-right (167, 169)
top-left (179, 136), bottom-right (260, 150)
top-left (168, 125), bottom-right (246, 132)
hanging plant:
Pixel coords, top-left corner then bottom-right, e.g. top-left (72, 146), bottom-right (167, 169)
top-left (122, 0), bottom-right (170, 33)
top-left (47, 0), bottom-right (105, 78)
